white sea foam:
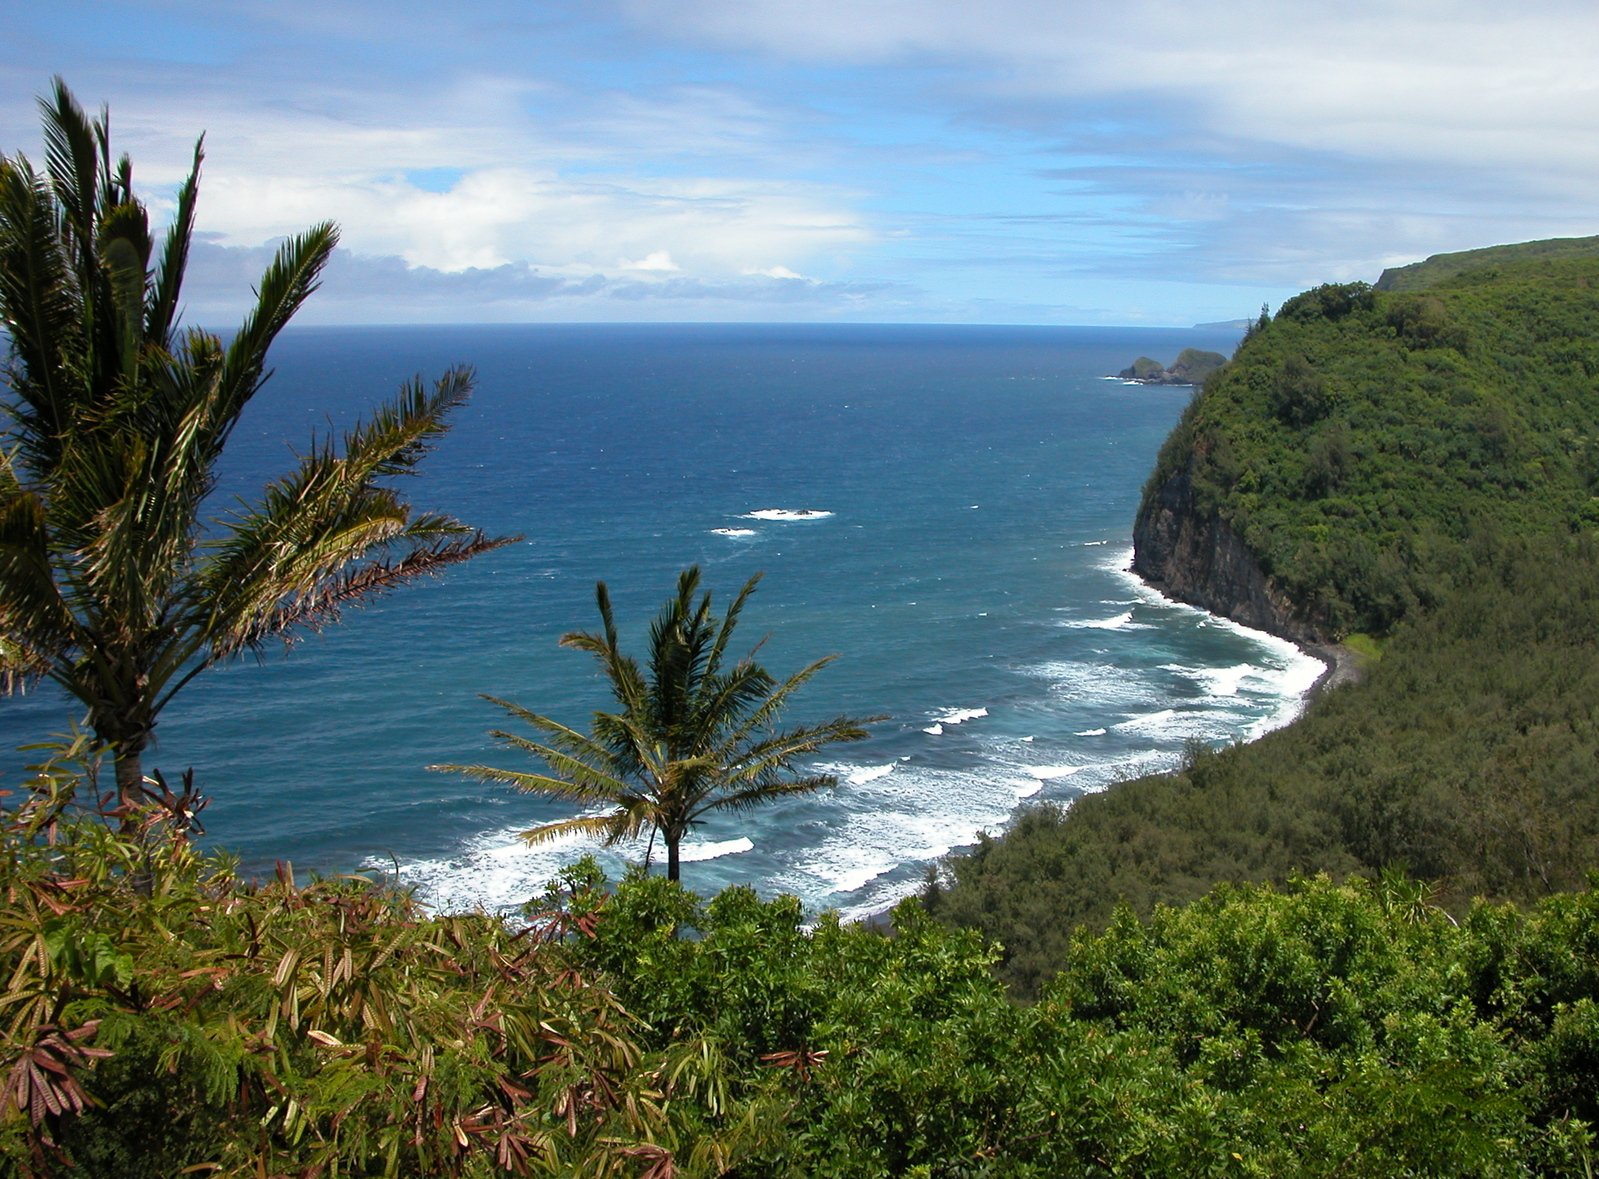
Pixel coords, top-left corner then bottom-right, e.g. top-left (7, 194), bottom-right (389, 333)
top-left (1023, 764), bottom-right (1085, 780)
top-left (1015, 780), bottom-right (1043, 799)
top-left (844, 763), bottom-right (895, 785)
top-left (1105, 543), bottom-right (1328, 733)
top-left (923, 723), bottom-right (944, 735)
top-left (1083, 539), bottom-right (1110, 546)
top-left (1027, 661), bottom-right (1157, 710)
top-left (1076, 727), bottom-right (1107, 736)
top-left (680, 836), bottom-right (755, 863)
top-left (1113, 707), bottom-right (1248, 741)
top-left (933, 706), bottom-right (988, 725)
top-left (742, 508), bottom-right (834, 522)
top-left (711, 527), bottom-right (757, 538)
top-left (769, 761), bottom-right (1023, 907)
top-left (1162, 661), bottom-right (1257, 697)
top-left (1062, 610), bottom-right (1134, 630)
top-left (384, 825), bottom-right (611, 917)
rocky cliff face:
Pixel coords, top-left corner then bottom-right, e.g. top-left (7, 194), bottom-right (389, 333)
top-left (1132, 459), bottom-right (1317, 644)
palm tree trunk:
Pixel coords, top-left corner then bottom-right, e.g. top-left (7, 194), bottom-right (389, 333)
top-left (113, 743), bottom-right (145, 833)
top-left (666, 837), bottom-right (681, 883)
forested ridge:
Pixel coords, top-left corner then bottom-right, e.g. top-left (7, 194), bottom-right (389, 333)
top-left (926, 243), bottom-right (1599, 1005)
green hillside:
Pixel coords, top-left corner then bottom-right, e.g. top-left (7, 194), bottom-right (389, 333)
top-left (1148, 256), bottom-right (1599, 637)
top-left (929, 249), bottom-right (1599, 997)
top-left (1375, 235), bottom-right (1599, 292)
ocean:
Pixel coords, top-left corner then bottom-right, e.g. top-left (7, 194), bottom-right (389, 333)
top-left (0, 323), bottom-right (1322, 920)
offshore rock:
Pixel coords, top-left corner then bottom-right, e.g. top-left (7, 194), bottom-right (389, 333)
top-left (1117, 348), bottom-right (1226, 387)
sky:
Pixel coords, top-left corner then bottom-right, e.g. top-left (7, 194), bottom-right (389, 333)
top-left (2, 0), bottom-right (1596, 327)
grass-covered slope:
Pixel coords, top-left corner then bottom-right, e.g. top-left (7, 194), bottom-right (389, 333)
top-left (1376, 235), bottom-right (1599, 292)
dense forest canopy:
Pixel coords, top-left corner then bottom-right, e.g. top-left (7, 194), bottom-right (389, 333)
top-left (1144, 252), bottom-right (1599, 638)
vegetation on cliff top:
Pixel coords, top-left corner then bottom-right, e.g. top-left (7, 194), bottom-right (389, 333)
top-left (1376, 234), bottom-right (1599, 292)
top-left (1143, 257), bottom-right (1599, 638)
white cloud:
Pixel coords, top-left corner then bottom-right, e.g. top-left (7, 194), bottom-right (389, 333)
top-left (10, 0), bottom-right (1596, 324)
top-left (625, 251), bottom-right (681, 272)
top-left (623, 0), bottom-right (1599, 179)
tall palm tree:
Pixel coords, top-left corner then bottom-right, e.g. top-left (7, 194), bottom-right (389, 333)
top-left (434, 567), bottom-right (878, 882)
top-left (0, 78), bottom-right (513, 820)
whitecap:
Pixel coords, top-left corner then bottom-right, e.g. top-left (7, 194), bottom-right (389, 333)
top-left (1112, 708), bottom-right (1178, 733)
top-left (923, 723), bottom-right (944, 735)
top-left (844, 763), bottom-right (895, 785)
top-left (1062, 610), bottom-right (1134, 630)
top-left (1015, 780), bottom-right (1043, 799)
top-left (742, 508), bottom-right (834, 522)
top-left (1114, 708), bottom-right (1248, 741)
top-left (1083, 539), bottom-right (1110, 546)
top-left (933, 706), bottom-right (989, 726)
top-left (1027, 661), bottom-right (1157, 710)
top-left (1023, 764), bottom-right (1086, 780)
top-left (1076, 727), bottom-right (1107, 737)
top-left (1161, 661), bottom-right (1257, 698)
top-left (711, 527), bottom-right (757, 538)
top-left (679, 836), bottom-right (755, 863)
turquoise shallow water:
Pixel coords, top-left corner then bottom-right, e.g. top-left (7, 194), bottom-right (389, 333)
top-left (0, 323), bottom-right (1320, 919)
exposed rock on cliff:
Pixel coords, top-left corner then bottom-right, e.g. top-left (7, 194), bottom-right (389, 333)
top-left (1133, 461), bottom-right (1311, 642)
top-left (1133, 460), bottom-right (1360, 688)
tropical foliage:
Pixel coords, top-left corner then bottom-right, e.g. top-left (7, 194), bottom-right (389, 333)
top-left (434, 567), bottom-right (875, 880)
top-left (6, 766), bottom-right (1597, 1178)
top-left (0, 79), bottom-right (509, 816)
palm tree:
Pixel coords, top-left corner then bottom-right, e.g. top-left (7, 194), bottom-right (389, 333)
top-left (434, 567), bottom-right (878, 882)
top-left (0, 78), bottom-right (513, 821)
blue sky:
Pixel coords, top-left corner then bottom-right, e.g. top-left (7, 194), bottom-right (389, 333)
top-left (3, 0), bottom-right (1596, 326)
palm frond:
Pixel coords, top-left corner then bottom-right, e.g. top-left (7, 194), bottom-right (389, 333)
top-left (203, 527), bottom-right (511, 664)
top-left (426, 761), bottom-right (631, 806)
top-left (702, 571), bottom-right (761, 682)
top-left (560, 579), bottom-right (651, 722)
top-left (338, 366), bottom-right (474, 481)
top-left (211, 222), bottom-right (337, 440)
top-left (518, 810), bottom-right (648, 849)
top-left (146, 137), bottom-right (202, 344)
top-left (0, 157), bottom-right (80, 462)
top-left (197, 367), bottom-right (515, 656)
top-left (0, 469), bottom-right (73, 693)
top-left (39, 77), bottom-right (100, 279)
top-left (698, 773), bottom-right (839, 818)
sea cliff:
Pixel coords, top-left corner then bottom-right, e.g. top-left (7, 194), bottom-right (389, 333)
top-left (1131, 456), bottom-right (1362, 692)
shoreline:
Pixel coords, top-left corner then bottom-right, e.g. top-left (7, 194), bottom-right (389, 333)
top-left (1302, 640), bottom-right (1363, 701)
top-left (858, 568), bottom-right (1350, 933)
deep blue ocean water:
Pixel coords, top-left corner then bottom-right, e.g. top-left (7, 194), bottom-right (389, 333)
top-left (0, 323), bottom-right (1321, 919)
